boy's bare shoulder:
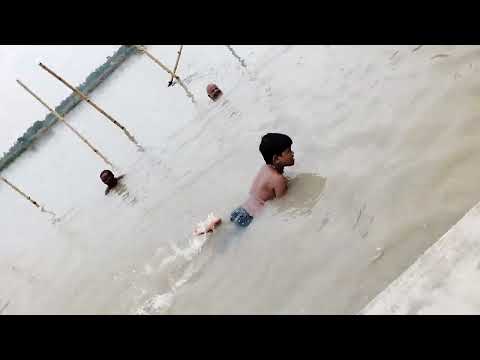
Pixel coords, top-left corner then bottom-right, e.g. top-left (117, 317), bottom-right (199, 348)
top-left (266, 168), bottom-right (287, 185)
top-left (272, 172), bottom-right (287, 184)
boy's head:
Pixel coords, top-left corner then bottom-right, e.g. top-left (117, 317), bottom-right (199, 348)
top-left (259, 133), bottom-right (295, 168)
top-left (206, 83), bottom-right (222, 101)
top-left (100, 170), bottom-right (116, 187)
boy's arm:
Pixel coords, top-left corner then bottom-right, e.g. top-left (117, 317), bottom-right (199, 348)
top-left (116, 175), bottom-right (125, 181)
top-left (272, 175), bottom-right (288, 198)
top-left (105, 187), bottom-right (111, 195)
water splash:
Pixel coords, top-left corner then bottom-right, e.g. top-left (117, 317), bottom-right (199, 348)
top-left (133, 213), bottom-right (218, 315)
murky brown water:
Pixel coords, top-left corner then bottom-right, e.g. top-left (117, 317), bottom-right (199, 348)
top-left (2, 45), bottom-right (480, 314)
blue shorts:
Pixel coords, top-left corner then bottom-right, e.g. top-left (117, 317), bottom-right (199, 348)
top-left (230, 207), bottom-right (253, 227)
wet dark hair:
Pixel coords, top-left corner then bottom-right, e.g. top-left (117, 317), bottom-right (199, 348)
top-left (100, 170), bottom-right (113, 179)
top-left (259, 133), bottom-right (293, 164)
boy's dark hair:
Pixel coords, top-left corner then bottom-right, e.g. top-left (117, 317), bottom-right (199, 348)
top-left (259, 133), bottom-right (293, 164)
top-left (100, 170), bottom-right (113, 178)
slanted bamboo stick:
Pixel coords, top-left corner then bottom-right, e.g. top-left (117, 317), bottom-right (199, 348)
top-left (16, 79), bottom-right (115, 169)
top-left (1, 176), bottom-right (57, 218)
top-left (226, 45), bottom-right (247, 68)
top-left (1, 176), bottom-right (41, 208)
top-left (168, 45), bottom-right (184, 87)
top-left (38, 62), bottom-right (144, 152)
top-left (135, 45), bottom-right (196, 103)
top-left (0, 300), bottom-right (9, 315)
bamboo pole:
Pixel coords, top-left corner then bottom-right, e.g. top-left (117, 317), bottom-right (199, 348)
top-left (1, 176), bottom-right (41, 208)
top-left (135, 45), bottom-right (196, 103)
top-left (0, 300), bottom-right (9, 315)
top-left (226, 45), bottom-right (247, 68)
top-left (168, 45), bottom-right (184, 87)
top-left (38, 62), bottom-right (144, 152)
top-left (0, 175), bottom-right (56, 217)
top-left (16, 80), bottom-right (115, 169)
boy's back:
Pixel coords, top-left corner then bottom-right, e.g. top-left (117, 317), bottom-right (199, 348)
top-left (243, 165), bottom-right (288, 217)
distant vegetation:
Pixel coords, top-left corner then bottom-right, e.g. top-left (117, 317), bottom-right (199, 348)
top-left (0, 45), bottom-right (140, 172)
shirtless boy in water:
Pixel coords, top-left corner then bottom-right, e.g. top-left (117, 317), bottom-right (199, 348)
top-left (194, 133), bottom-right (295, 235)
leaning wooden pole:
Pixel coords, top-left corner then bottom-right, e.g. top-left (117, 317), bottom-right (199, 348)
top-left (135, 46), bottom-right (196, 103)
top-left (168, 45), bottom-right (184, 87)
top-left (0, 176), bottom-right (56, 219)
top-left (1, 176), bottom-right (41, 208)
top-left (16, 79), bottom-right (115, 169)
top-left (226, 45), bottom-right (247, 68)
top-left (38, 62), bottom-right (144, 152)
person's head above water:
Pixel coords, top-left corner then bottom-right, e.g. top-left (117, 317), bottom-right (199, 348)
top-left (206, 83), bottom-right (222, 101)
top-left (100, 169), bottom-right (117, 188)
top-left (259, 133), bottom-right (295, 169)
